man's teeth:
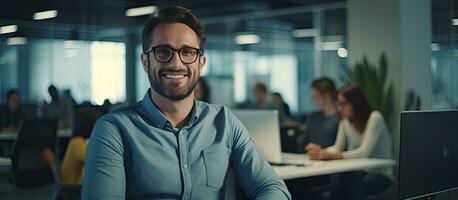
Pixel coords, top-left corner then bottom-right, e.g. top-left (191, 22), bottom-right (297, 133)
top-left (164, 74), bottom-right (185, 79)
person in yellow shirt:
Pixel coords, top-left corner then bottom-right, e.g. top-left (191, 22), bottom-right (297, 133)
top-left (60, 107), bottom-right (102, 184)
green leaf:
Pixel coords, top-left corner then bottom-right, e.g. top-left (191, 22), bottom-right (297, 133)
top-left (404, 90), bottom-right (415, 111)
top-left (379, 53), bottom-right (388, 83)
top-left (415, 96), bottom-right (421, 110)
top-left (381, 83), bottom-right (394, 129)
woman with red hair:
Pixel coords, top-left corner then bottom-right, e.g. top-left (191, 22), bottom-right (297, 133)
top-left (306, 85), bottom-right (393, 200)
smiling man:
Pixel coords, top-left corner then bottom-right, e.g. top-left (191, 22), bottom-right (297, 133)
top-left (82, 6), bottom-right (291, 200)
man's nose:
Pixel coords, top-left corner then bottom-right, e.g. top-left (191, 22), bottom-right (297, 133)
top-left (169, 51), bottom-right (184, 66)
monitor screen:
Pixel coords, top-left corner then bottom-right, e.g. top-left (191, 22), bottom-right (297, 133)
top-left (398, 110), bottom-right (458, 200)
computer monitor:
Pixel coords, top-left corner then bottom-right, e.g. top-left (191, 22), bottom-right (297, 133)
top-left (231, 109), bottom-right (283, 163)
top-left (398, 110), bottom-right (458, 200)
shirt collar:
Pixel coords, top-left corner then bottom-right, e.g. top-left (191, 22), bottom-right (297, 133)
top-left (140, 89), bottom-right (201, 129)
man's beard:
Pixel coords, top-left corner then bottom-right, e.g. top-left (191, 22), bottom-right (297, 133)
top-left (147, 66), bottom-right (198, 101)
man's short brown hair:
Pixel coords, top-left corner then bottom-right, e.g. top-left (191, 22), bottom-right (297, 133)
top-left (141, 6), bottom-right (206, 53)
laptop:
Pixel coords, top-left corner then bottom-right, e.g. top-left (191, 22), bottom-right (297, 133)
top-left (231, 109), bottom-right (307, 166)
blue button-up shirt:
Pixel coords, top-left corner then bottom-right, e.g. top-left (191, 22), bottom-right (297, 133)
top-left (82, 91), bottom-right (291, 200)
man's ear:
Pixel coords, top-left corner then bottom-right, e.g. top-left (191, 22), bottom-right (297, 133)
top-left (141, 53), bottom-right (149, 73)
top-left (198, 55), bottom-right (206, 74)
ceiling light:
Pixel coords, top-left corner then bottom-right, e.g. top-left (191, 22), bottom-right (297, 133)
top-left (7, 37), bottom-right (27, 45)
top-left (33, 10), bottom-right (58, 20)
top-left (0, 25), bottom-right (18, 34)
top-left (315, 41), bottom-right (342, 51)
top-left (292, 28), bottom-right (318, 38)
top-left (337, 48), bottom-right (348, 58)
top-left (431, 43), bottom-right (440, 51)
top-left (125, 6), bottom-right (157, 17)
top-left (453, 19), bottom-right (458, 26)
top-left (235, 34), bottom-right (261, 45)
top-left (64, 40), bottom-right (79, 49)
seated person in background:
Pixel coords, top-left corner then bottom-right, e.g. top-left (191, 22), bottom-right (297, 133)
top-left (287, 78), bottom-right (340, 200)
top-left (272, 92), bottom-right (291, 117)
top-left (194, 77), bottom-right (211, 102)
top-left (306, 85), bottom-right (393, 200)
top-left (60, 107), bottom-right (102, 184)
top-left (272, 92), bottom-right (302, 128)
top-left (302, 77), bottom-right (339, 149)
top-left (0, 89), bottom-right (29, 131)
top-left (101, 99), bottom-right (112, 114)
top-left (246, 82), bottom-right (275, 109)
top-left (63, 89), bottom-right (77, 106)
top-left (247, 83), bottom-right (296, 124)
top-left (42, 85), bottom-right (74, 128)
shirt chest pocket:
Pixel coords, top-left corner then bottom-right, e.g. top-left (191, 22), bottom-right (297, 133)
top-left (202, 145), bottom-right (230, 189)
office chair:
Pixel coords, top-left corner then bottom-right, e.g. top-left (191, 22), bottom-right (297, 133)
top-left (366, 168), bottom-right (396, 200)
top-left (366, 184), bottom-right (395, 200)
top-left (11, 119), bottom-right (58, 188)
top-left (52, 184), bottom-right (82, 200)
top-left (304, 175), bottom-right (339, 200)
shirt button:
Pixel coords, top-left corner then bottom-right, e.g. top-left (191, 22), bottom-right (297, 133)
top-left (184, 164), bottom-right (188, 169)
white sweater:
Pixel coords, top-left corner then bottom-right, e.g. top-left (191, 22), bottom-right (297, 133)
top-left (327, 111), bottom-right (393, 179)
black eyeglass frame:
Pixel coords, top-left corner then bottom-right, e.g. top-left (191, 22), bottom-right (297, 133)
top-left (145, 45), bottom-right (204, 64)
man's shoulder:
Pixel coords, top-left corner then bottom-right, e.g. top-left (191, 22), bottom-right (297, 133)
top-left (99, 103), bottom-right (141, 123)
top-left (196, 101), bottom-right (240, 121)
top-left (196, 101), bottom-right (225, 114)
top-left (91, 104), bottom-right (143, 139)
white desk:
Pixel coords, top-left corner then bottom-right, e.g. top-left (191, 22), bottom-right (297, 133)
top-left (0, 129), bottom-right (72, 141)
top-left (274, 153), bottom-right (396, 180)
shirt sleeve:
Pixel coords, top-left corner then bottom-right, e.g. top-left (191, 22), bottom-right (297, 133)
top-left (326, 121), bottom-right (346, 152)
top-left (228, 111), bottom-right (291, 200)
top-left (341, 112), bottom-right (385, 159)
top-left (82, 115), bottom-right (125, 200)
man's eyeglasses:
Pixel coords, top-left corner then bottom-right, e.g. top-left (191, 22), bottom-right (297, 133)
top-left (145, 46), bottom-right (203, 64)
